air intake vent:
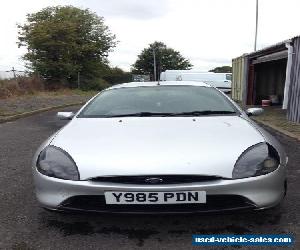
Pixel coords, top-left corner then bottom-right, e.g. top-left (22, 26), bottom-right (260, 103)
top-left (89, 175), bottom-right (222, 185)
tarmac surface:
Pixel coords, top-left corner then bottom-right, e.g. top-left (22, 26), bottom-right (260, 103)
top-left (0, 106), bottom-right (299, 249)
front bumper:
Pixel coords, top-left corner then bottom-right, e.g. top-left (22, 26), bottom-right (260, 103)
top-left (33, 165), bottom-right (286, 213)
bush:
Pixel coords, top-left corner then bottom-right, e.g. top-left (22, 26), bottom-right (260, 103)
top-left (18, 76), bottom-right (44, 92)
top-left (102, 67), bottom-right (132, 85)
top-left (0, 80), bottom-right (17, 98)
top-left (79, 78), bottom-right (111, 91)
top-left (0, 76), bottom-right (44, 98)
top-left (44, 78), bottom-right (69, 91)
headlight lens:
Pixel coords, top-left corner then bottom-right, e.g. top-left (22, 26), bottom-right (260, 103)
top-left (232, 143), bottom-right (279, 179)
top-left (37, 146), bottom-right (79, 180)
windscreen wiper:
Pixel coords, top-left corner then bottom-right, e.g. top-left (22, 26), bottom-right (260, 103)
top-left (102, 110), bottom-right (235, 118)
top-left (103, 112), bottom-right (175, 117)
top-left (170, 110), bottom-right (236, 116)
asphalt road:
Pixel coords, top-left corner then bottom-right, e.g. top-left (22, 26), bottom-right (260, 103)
top-left (0, 106), bottom-right (299, 250)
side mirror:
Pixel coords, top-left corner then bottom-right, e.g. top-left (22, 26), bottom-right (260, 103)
top-left (246, 108), bottom-right (264, 116)
top-left (57, 112), bottom-right (75, 120)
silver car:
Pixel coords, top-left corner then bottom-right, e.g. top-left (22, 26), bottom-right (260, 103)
top-left (33, 81), bottom-right (287, 213)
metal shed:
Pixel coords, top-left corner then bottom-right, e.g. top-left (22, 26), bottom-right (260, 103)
top-left (232, 35), bottom-right (300, 123)
top-left (246, 41), bottom-right (288, 106)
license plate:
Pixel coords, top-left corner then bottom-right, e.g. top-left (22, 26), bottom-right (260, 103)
top-left (104, 191), bottom-right (206, 204)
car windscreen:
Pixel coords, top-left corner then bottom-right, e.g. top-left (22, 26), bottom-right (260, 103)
top-left (78, 85), bottom-right (237, 118)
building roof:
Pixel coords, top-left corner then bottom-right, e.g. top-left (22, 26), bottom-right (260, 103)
top-left (234, 35), bottom-right (300, 60)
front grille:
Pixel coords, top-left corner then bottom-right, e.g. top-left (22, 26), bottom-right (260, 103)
top-left (89, 175), bottom-right (222, 185)
top-left (59, 195), bottom-right (256, 213)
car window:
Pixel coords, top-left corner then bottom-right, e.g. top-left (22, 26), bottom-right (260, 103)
top-left (78, 85), bottom-right (237, 117)
top-left (226, 74), bottom-right (232, 81)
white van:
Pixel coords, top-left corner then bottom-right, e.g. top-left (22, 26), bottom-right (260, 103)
top-left (160, 70), bottom-right (232, 93)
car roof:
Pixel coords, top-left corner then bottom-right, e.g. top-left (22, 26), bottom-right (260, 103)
top-left (108, 81), bottom-right (211, 90)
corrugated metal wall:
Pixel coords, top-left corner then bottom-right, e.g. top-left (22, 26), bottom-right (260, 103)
top-left (287, 37), bottom-right (300, 123)
top-left (246, 64), bottom-right (255, 105)
top-left (232, 56), bottom-right (248, 104)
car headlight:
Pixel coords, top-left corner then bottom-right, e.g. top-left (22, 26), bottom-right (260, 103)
top-left (232, 143), bottom-right (280, 179)
top-left (37, 146), bottom-right (79, 180)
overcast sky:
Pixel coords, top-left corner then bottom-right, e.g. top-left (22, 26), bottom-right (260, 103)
top-left (1, 0), bottom-right (300, 72)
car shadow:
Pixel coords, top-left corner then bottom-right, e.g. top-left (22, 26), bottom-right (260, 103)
top-left (39, 203), bottom-right (284, 247)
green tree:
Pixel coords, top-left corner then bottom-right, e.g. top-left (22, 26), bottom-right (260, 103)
top-left (17, 6), bottom-right (117, 87)
top-left (132, 41), bottom-right (192, 80)
top-left (209, 66), bottom-right (232, 73)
